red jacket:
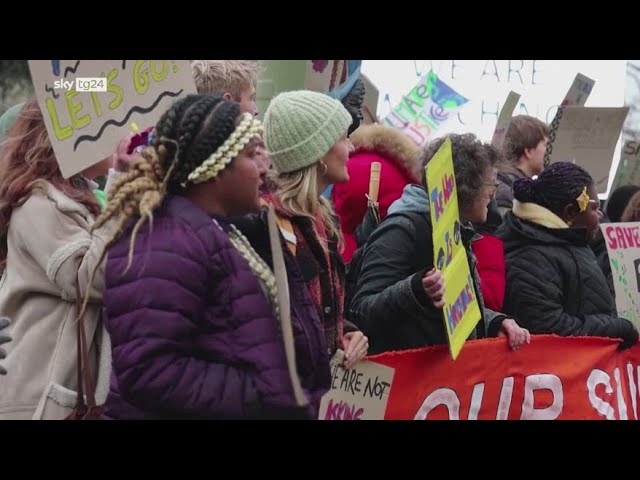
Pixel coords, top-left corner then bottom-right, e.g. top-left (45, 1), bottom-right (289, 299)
top-left (332, 124), bottom-right (421, 262)
top-left (471, 234), bottom-right (506, 312)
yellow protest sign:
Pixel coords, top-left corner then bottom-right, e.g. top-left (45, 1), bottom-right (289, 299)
top-left (426, 138), bottom-right (482, 360)
top-left (28, 60), bottom-right (197, 179)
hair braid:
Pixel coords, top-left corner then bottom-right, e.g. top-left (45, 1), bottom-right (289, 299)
top-left (152, 95), bottom-right (199, 143)
top-left (177, 96), bottom-right (219, 145)
top-left (183, 101), bottom-right (238, 175)
top-left (79, 143), bottom-right (177, 319)
top-left (80, 94), bottom-right (254, 318)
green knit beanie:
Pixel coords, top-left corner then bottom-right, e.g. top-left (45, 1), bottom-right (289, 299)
top-left (263, 90), bottom-right (352, 174)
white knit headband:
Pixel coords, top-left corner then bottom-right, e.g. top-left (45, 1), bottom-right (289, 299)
top-left (185, 113), bottom-right (263, 186)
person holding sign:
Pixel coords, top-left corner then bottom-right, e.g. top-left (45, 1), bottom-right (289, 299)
top-left (500, 162), bottom-right (639, 348)
top-left (350, 133), bottom-right (529, 355)
top-left (496, 116), bottom-right (550, 216)
top-left (0, 99), bottom-right (130, 419)
top-left (263, 90), bottom-right (369, 369)
top-left (91, 94), bottom-right (331, 419)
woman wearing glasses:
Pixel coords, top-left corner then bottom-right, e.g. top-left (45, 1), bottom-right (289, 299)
top-left (500, 161), bottom-right (638, 349)
top-left (349, 133), bottom-right (530, 355)
top-left (470, 146), bottom-right (507, 312)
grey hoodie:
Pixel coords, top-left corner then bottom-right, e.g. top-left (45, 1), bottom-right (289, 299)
top-left (387, 184), bottom-right (430, 216)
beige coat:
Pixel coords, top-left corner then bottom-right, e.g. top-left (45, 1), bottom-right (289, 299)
top-left (0, 178), bottom-right (115, 419)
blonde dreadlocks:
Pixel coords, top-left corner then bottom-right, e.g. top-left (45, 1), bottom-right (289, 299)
top-left (80, 94), bottom-right (271, 318)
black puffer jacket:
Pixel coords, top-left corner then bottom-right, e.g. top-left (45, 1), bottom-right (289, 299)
top-left (499, 203), bottom-right (637, 343)
top-left (349, 185), bottom-right (507, 355)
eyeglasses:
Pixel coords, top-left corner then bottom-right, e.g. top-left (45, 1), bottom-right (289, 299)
top-left (483, 181), bottom-right (499, 194)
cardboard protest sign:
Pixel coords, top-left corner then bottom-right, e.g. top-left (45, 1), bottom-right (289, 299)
top-left (601, 222), bottom-right (640, 329)
top-left (28, 60), bottom-right (196, 178)
top-left (544, 72), bottom-right (596, 167)
top-left (319, 350), bottom-right (395, 420)
top-left (491, 90), bottom-right (520, 148)
top-left (426, 138), bottom-right (482, 360)
top-left (609, 140), bottom-right (640, 193)
top-left (382, 71), bottom-right (469, 147)
top-left (547, 106), bottom-right (629, 193)
top-left (561, 72), bottom-right (595, 108)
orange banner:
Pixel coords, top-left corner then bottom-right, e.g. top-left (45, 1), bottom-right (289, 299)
top-left (368, 335), bottom-right (640, 420)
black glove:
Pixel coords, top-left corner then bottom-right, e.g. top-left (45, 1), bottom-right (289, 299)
top-left (0, 316), bottom-right (11, 375)
top-left (616, 318), bottom-right (639, 351)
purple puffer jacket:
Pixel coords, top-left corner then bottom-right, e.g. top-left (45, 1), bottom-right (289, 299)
top-left (101, 195), bottom-right (331, 419)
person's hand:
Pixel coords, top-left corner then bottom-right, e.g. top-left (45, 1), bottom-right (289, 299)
top-left (498, 318), bottom-right (530, 350)
top-left (0, 316), bottom-right (12, 375)
top-left (422, 269), bottom-right (445, 309)
top-left (617, 319), bottom-right (639, 350)
top-left (342, 331), bottom-right (368, 369)
top-left (112, 134), bottom-right (139, 173)
top-left (112, 127), bottom-right (153, 173)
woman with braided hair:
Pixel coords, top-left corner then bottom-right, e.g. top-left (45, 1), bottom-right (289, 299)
top-left (93, 94), bottom-right (331, 419)
top-left (499, 161), bottom-right (639, 348)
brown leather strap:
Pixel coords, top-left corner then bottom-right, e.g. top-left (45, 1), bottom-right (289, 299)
top-left (79, 300), bottom-right (96, 408)
top-left (74, 282), bottom-right (85, 411)
top-left (75, 280), bottom-right (97, 410)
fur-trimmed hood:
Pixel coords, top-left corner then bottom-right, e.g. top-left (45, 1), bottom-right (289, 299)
top-left (350, 123), bottom-right (422, 182)
top-left (332, 124), bottom-right (423, 262)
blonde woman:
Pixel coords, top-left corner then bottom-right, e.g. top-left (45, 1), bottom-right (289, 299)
top-left (263, 90), bottom-right (368, 368)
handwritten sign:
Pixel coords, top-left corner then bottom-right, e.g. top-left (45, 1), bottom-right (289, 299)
top-left (382, 71), bottom-right (469, 147)
top-left (609, 140), bottom-right (640, 193)
top-left (491, 90), bottom-right (520, 148)
top-left (562, 73), bottom-right (595, 107)
top-left (318, 350), bottom-right (395, 420)
top-left (601, 222), bottom-right (640, 329)
top-left (547, 106), bottom-right (629, 193)
top-left (363, 61), bottom-right (626, 143)
top-left (28, 60), bottom-right (196, 178)
top-left (426, 138), bottom-right (482, 360)
top-left (544, 73), bottom-right (596, 167)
